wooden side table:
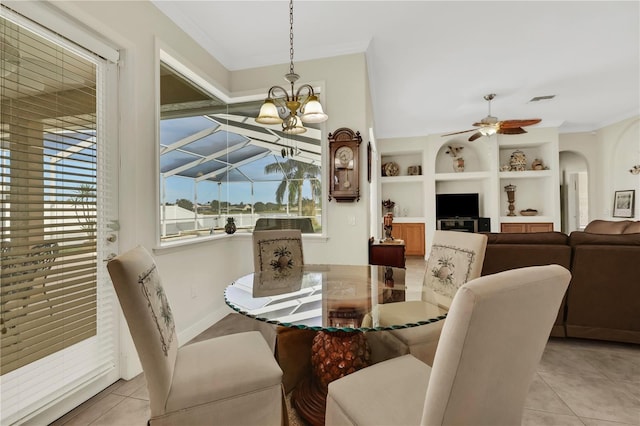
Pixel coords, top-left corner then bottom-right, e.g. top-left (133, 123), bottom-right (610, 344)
top-left (368, 238), bottom-right (406, 268)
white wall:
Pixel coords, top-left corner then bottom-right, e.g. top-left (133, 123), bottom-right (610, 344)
top-left (560, 116), bottom-right (640, 220)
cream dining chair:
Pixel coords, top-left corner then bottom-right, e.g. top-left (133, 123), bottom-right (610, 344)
top-left (252, 229), bottom-right (316, 392)
top-left (107, 245), bottom-right (284, 426)
top-left (367, 230), bottom-right (488, 365)
top-left (326, 264), bottom-right (571, 426)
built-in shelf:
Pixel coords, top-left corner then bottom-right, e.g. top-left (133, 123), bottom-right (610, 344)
top-left (435, 171), bottom-right (491, 181)
top-left (380, 175), bottom-right (424, 184)
top-left (500, 215), bottom-right (554, 223)
top-left (499, 170), bottom-right (553, 179)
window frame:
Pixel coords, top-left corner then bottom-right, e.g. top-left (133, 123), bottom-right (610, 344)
top-left (156, 49), bottom-right (327, 248)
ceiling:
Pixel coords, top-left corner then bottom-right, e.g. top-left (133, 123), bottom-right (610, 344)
top-left (151, 1), bottom-right (640, 139)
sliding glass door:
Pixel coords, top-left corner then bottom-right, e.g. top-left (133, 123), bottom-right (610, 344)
top-left (0, 8), bottom-right (118, 424)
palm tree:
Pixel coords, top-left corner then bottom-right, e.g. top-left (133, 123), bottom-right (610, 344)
top-left (264, 159), bottom-right (321, 216)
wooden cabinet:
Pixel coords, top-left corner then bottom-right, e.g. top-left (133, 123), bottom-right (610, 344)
top-left (501, 222), bottom-right (554, 233)
top-left (369, 240), bottom-right (405, 268)
top-left (391, 222), bottom-right (425, 256)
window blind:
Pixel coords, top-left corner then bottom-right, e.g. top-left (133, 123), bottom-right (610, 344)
top-left (1, 8), bottom-right (118, 424)
top-left (1, 14), bottom-right (98, 375)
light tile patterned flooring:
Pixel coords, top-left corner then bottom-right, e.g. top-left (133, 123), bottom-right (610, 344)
top-left (52, 258), bottom-right (640, 425)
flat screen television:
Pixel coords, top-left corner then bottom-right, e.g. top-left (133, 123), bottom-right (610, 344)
top-left (436, 193), bottom-right (479, 219)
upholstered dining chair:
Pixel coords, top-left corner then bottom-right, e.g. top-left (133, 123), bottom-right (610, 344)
top-left (252, 229), bottom-right (316, 392)
top-left (107, 245), bottom-right (284, 426)
top-left (366, 230), bottom-right (488, 365)
top-left (252, 229), bottom-right (305, 272)
top-left (326, 265), bottom-right (571, 426)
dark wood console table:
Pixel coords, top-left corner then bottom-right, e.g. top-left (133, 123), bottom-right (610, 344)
top-left (368, 238), bottom-right (406, 268)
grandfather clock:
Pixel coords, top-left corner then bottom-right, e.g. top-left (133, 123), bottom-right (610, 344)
top-left (328, 128), bottom-right (361, 202)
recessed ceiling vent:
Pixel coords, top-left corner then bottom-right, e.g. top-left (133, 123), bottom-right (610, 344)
top-left (529, 95), bottom-right (556, 102)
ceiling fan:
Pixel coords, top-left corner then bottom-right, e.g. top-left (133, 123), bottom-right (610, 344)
top-left (442, 93), bottom-right (541, 142)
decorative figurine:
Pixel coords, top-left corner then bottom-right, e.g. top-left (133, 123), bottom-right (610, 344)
top-left (383, 213), bottom-right (394, 241)
top-left (445, 144), bottom-right (465, 172)
top-left (531, 158), bottom-right (544, 170)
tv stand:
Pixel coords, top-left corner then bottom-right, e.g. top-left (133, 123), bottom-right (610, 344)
top-left (437, 218), bottom-right (490, 233)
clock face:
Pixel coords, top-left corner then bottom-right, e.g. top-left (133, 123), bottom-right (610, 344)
top-left (335, 146), bottom-right (354, 167)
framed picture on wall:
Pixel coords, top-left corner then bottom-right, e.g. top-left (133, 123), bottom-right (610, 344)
top-left (613, 190), bottom-right (635, 218)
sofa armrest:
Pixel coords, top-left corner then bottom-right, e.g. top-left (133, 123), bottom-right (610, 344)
top-left (566, 245), bottom-right (640, 344)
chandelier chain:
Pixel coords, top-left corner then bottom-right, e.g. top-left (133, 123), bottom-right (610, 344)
top-left (289, 0), bottom-right (295, 75)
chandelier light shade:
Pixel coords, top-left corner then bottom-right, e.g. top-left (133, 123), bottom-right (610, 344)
top-left (255, 0), bottom-right (328, 134)
top-left (256, 99), bottom-right (283, 125)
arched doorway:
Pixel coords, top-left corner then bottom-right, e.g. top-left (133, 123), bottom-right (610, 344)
top-left (559, 151), bottom-right (589, 233)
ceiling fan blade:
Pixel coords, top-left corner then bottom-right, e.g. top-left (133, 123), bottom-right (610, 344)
top-left (468, 132), bottom-right (483, 142)
top-left (499, 119), bottom-right (542, 128)
top-left (441, 129), bottom-right (477, 137)
top-left (497, 127), bottom-right (527, 135)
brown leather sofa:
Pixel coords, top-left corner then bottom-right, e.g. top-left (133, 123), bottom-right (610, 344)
top-left (481, 220), bottom-right (640, 344)
top-left (566, 221), bottom-right (640, 344)
top-left (481, 231), bottom-right (572, 337)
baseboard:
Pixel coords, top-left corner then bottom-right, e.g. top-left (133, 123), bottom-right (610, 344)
top-left (565, 325), bottom-right (640, 345)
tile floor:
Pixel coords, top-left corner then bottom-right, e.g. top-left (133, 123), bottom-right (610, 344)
top-left (51, 258), bottom-right (640, 425)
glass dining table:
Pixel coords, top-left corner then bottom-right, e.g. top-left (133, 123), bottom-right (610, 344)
top-left (224, 264), bottom-right (447, 426)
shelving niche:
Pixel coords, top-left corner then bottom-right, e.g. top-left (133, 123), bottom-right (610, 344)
top-left (380, 151), bottom-right (424, 220)
top-left (428, 129), bottom-right (560, 239)
top-left (379, 150), bottom-right (426, 256)
top-left (498, 139), bottom-right (559, 226)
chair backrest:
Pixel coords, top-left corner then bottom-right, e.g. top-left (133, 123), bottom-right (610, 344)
top-left (422, 264), bottom-right (571, 425)
top-left (423, 230), bottom-right (488, 308)
top-left (252, 229), bottom-right (304, 272)
top-left (106, 245), bottom-right (178, 416)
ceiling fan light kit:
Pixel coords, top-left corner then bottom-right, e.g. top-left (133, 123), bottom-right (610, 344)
top-left (442, 93), bottom-right (541, 142)
top-left (255, 0), bottom-right (328, 135)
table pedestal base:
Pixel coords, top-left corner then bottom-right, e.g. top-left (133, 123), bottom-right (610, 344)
top-left (292, 330), bottom-right (370, 426)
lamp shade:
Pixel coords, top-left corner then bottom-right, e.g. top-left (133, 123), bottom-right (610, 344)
top-left (301, 95), bottom-right (328, 123)
top-left (479, 125), bottom-right (498, 136)
top-left (256, 99), bottom-right (283, 124)
top-left (283, 115), bottom-right (306, 135)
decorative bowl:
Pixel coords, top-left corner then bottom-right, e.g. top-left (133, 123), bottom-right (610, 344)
top-left (520, 210), bottom-right (538, 216)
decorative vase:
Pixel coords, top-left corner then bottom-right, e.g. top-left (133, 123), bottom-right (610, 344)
top-left (505, 184), bottom-right (517, 216)
top-left (224, 217), bottom-right (237, 234)
top-left (509, 150), bottom-right (527, 171)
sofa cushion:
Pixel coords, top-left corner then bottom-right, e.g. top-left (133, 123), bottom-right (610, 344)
top-left (624, 221), bottom-right (640, 234)
top-left (483, 231), bottom-right (568, 245)
top-left (584, 219), bottom-right (632, 234)
top-left (569, 231), bottom-right (640, 247)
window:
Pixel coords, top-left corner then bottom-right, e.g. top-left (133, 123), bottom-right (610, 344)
top-left (159, 58), bottom-right (323, 244)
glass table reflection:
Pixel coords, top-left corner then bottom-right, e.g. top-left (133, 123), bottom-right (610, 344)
top-left (225, 264), bottom-right (447, 426)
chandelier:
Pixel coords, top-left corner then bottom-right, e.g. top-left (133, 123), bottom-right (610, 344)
top-left (255, 0), bottom-right (328, 134)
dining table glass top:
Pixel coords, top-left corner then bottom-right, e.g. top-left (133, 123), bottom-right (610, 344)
top-left (224, 264), bottom-right (447, 332)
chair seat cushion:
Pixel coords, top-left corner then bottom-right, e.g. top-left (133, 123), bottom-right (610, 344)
top-left (377, 300), bottom-right (445, 328)
top-left (326, 355), bottom-right (430, 426)
top-left (389, 320), bottom-right (444, 346)
top-left (166, 331), bottom-right (282, 412)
